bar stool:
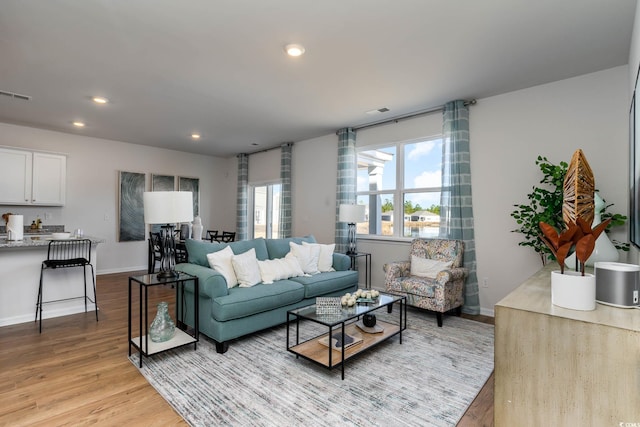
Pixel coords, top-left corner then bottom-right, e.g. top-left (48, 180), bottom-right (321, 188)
top-left (36, 239), bottom-right (98, 333)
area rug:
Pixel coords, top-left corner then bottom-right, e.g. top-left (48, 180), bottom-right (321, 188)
top-left (130, 311), bottom-right (494, 427)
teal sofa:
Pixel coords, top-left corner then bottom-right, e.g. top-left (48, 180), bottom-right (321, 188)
top-left (175, 236), bottom-right (358, 353)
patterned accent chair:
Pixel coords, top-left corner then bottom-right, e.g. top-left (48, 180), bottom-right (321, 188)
top-left (383, 238), bottom-right (468, 327)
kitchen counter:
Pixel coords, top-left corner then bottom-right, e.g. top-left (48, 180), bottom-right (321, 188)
top-left (0, 235), bottom-right (105, 249)
top-left (0, 235), bottom-right (105, 327)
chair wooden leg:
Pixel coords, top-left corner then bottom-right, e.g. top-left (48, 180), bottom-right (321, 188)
top-left (436, 312), bottom-right (443, 327)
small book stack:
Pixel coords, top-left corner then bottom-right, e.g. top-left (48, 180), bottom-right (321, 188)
top-left (318, 331), bottom-right (363, 351)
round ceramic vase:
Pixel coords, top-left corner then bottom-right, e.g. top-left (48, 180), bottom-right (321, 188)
top-left (551, 270), bottom-right (596, 311)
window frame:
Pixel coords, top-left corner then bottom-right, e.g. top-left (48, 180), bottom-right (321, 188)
top-left (249, 180), bottom-right (281, 239)
top-left (356, 135), bottom-right (443, 239)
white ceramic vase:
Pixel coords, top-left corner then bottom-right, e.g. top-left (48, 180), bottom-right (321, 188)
top-left (565, 192), bottom-right (619, 268)
top-left (551, 270), bottom-right (596, 311)
top-left (191, 216), bottom-right (203, 240)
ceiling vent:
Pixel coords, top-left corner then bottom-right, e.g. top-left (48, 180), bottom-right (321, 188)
top-left (365, 107), bottom-right (390, 115)
top-left (0, 89), bottom-right (32, 101)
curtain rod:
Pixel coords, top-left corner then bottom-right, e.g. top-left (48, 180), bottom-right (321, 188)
top-left (351, 99), bottom-right (477, 132)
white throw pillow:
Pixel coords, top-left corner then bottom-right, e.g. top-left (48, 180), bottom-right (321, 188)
top-left (410, 255), bottom-right (453, 279)
top-left (258, 257), bottom-right (305, 284)
top-left (286, 242), bottom-right (320, 274)
top-left (206, 246), bottom-right (238, 288)
top-left (302, 241), bottom-right (335, 272)
top-left (231, 248), bottom-right (262, 287)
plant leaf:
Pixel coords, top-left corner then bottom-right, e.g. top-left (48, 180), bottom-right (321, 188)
top-left (575, 234), bottom-right (596, 265)
top-left (591, 218), bottom-right (612, 240)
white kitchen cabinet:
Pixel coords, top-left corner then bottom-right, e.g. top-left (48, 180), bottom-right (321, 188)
top-left (0, 148), bottom-right (66, 206)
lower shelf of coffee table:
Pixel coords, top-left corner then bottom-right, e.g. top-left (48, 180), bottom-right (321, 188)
top-left (289, 320), bottom-right (400, 368)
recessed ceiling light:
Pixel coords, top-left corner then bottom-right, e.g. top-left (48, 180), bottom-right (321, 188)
top-left (251, 143), bottom-right (259, 146)
top-left (284, 44), bottom-right (305, 57)
top-left (191, 133), bottom-right (201, 140)
top-left (92, 96), bottom-right (109, 104)
top-left (72, 121), bottom-right (85, 127)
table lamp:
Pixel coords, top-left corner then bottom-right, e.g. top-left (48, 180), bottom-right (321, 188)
top-left (144, 191), bottom-right (193, 279)
top-left (339, 204), bottom-right (366, 255)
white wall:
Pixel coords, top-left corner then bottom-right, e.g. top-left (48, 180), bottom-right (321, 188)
top-left (292, 65), bottom-right (630, 315)
top-left (0, 122), bottom-right (235, 273)
top-left (472, 65), bottom-right (629, 314)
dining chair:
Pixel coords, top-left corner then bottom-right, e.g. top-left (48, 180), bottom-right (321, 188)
top-left (207, 230), bottom-right (220, 242)
top-left (221, 231), bottom-right (236, 242)
top-left (148, 232), bottom-right (163, 273)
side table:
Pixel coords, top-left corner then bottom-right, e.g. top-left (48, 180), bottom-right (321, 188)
top-left (345, 252), bottom-right (371, 289)
top-left (128, 272), bottom-right (199, 367)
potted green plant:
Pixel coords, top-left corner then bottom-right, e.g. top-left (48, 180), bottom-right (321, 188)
top-left (511, 156), bottom-right (628, 266)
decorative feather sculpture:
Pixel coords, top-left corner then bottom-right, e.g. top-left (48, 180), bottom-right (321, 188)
top-left (562, 149), bottom-right (594, 227)
top-left (539, 149), bottom-right (607, 276)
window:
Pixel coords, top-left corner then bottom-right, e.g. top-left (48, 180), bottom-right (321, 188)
top-left (356, 137), bottom-right (442, 238)
top-left (251, 183), bottom-right (281, 239)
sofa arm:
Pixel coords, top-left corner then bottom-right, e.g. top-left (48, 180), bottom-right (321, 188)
top-left (332, 252), bottom-right (351, 271)
top-left (435, 267), bottom-right (469, 286)
top-left (175, 263), bottom-right (229, 299)
top-left (383, 260), bottom-right (411, 282)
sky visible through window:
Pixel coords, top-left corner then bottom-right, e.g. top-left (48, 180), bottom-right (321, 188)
top-left (359, 138), bottom-right (442, 210)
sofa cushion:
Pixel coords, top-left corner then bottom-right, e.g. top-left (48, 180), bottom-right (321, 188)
top-left (302, 242), bottom-right (335, 272)
top-left (211, 280), bottom-right (305, 321)
top-left (387, 276), bottom-right (436, 298)
top-left (286, 242), bottom-right (321, 274)
top-left (264, 235), bottom-right (316, 260)
top-left (232, 248), bottom-right (262, 288)
top-left (410, 255), bottom-right (452, 279)
top-left (206, 246), bottom-right (238, 288)
top-left (258, 257), bottom-right (304, 284)
top-left (290, 270), bottom-right (359, 298)
top-left (185, 238), bottom-right (269, 267)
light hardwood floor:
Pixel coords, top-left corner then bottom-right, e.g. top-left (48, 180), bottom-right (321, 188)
top-left (0, 271), bottom-right (494, 426)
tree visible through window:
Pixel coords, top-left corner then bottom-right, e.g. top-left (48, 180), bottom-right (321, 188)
top-left (356, 137), bottom-right (442, 238)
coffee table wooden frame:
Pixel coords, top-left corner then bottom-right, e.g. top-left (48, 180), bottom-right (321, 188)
top-left (286, 293), bottom-right (406, 380)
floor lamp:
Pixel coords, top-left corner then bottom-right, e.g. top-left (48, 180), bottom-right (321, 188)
top-left (339, 204), bottom-right (366, 255)
top-left (144, 191), bottom-right (194, 279)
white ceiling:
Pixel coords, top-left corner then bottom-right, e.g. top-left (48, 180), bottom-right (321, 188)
top-left (0, 0), bottom-right (636, 157)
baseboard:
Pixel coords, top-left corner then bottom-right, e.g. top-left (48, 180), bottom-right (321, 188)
top-left (480, 307), bottom-right (495, 317)
top-left (97, 265), bottom-right (147, 275)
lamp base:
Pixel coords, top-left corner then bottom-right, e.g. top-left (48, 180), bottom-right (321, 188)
top-left (156, 269), bottom-right (180, 280)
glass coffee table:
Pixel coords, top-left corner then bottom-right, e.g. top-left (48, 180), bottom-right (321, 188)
top-left (286, 293), bottom-right (406, 380)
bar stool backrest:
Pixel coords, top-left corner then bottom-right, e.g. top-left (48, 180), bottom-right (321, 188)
top-left (45, 239), bottom-right (92, 269)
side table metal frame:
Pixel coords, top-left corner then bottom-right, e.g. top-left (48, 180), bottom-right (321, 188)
top-left (128, 272), bottom-right (199, 367)
top-left (346, 252), bottom-right (371, 289)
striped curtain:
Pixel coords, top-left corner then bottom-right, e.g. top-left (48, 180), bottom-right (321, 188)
top-left (335, 128), bottom-right (357, 253)
top-left (279, 143), bottom-right (293, 238)
top-left (439, 100), bottom-right (480, 315)
top-left (236, 153), bottom-right (249, 241)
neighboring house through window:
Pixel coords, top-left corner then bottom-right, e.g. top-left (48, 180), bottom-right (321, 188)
top-left (356, 136), bottom-right (442, 238)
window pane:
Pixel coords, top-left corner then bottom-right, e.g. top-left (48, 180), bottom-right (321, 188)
top-left (404, 139), bottom-right (442, 190)
top-left (253, 186), bottom-right (266, 239)
top-left (271, 184), bottom-right (281, 239)
top-left (357, 146), bottom-right (396, 192)
top-left (403, 192), bottom-right (440, 238)
top-left (357, 193), bottom-right (394, 236)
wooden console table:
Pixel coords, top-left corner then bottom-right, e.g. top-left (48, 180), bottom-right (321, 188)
top-left (494, 264), bottom-right (640, 426)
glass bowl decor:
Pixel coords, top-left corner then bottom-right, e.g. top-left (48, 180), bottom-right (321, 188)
top-left (149, 301), bottom-right (176, 342)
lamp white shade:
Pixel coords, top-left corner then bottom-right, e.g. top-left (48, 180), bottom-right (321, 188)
top-left (339, 204), bottom-right (365, 223)
top-left (143, 191), bottom-right (194, 224)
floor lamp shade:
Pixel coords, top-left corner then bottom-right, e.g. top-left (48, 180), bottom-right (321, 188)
top-left (143, 191), bottom-right (193, 279)
top-left (339, 204), bottom-right (365, 255)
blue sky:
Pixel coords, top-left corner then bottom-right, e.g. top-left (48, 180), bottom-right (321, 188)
top-left (358, 138), bottom-right (443, 212)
